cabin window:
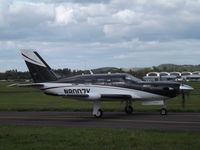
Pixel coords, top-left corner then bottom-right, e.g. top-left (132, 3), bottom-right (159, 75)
top-left (94, 78), bottom-right (105, 85)
top-left (111, 78), bottom-right (125, 85)
top-left (84, 79), bottom-right (93, 84)
top-left (91, 77), bottom-right (126, 85)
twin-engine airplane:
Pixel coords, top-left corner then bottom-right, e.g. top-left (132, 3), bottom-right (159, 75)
top-left (11, 50), bottom-right (194, 118)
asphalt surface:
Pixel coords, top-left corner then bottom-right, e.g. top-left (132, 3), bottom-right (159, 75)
top-left (0, 111), bottom-right (199, 132)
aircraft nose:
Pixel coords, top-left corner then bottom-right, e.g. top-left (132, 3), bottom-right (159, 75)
top-left (179, 84), bottom-right (194, 92)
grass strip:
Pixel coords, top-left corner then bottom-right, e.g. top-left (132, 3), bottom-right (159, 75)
top-left (0, 126), bottom-right (200, 150)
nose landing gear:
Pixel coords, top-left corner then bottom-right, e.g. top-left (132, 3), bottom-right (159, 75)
top-left (93, 100), bottom-right (103, 118)
top-left (125, 100), bottom-right (133, 114)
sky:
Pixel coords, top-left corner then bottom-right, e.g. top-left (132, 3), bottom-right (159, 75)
top-left (0, 0), bottom-right (200, 72)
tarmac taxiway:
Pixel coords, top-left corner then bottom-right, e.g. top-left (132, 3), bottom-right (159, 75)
top-left (0, 111), bottom-right (199, 132)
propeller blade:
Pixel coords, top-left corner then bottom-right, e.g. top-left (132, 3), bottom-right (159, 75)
top-left (181, 92), bottom-right (185, 108)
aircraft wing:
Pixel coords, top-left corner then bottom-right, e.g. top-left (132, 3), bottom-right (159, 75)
top-left (63, 94), bottom-right (89, 98)
top-left (101, 94), bottom-right (132, 100)
top-left (8, 83), bottom-right (44, 88)
top-left (64, 93), bottom-right (133, 100)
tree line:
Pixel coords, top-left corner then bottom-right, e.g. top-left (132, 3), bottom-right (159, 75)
top-left (0, 64), bottom-right (199, 81)
top-left (0, 68), bottom-right (150, 81)
top-left (0, 69), bottom-right (86, 81)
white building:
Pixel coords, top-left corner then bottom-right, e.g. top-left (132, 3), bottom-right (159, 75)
top-left (192, 71), bottom-right (200, 75)
top-left (143, 71), bottom-right (200, 82)
top-left (170, 72), bottom-right (181, 77)
top-left (143, 72), bottom-right (160, 81)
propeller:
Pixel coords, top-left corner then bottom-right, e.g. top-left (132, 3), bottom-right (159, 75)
top-left (181, 80), bottom-right (185, 108)
top-left (181, 92), bottom-right (185, 108)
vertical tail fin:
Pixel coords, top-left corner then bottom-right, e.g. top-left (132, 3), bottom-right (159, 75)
top-left (21, 49), bottom-right (58, 83)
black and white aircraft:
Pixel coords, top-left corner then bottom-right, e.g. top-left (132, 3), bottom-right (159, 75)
top-left (11, 49), bottom-right (194, 118)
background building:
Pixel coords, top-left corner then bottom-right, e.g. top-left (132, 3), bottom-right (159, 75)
top-left (143, 71), bottom-right (200, 82)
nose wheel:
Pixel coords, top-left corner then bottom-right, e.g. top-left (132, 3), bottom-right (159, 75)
top-left (125, 105), bottom-right (133, 114)
top-left (93, 100), bottom-right (103, 118)
top-left (94, 109), bottom-right (103, 118)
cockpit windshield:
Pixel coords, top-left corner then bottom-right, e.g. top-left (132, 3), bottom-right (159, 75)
top-left (125, 74), bottom-right (142, 82)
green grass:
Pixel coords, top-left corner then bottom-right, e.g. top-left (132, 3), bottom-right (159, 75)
top-left (0, 82), bottom-right (200, 149)
top-left (0, 126), bottom-right (199, 150)
top-left (0, 81), bottom-right (199, 112)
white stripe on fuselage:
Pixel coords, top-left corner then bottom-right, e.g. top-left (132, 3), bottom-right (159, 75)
top-left (40, 83), bottom-right (168, 101)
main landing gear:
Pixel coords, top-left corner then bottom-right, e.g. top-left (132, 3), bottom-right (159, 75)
top-left (160, 101), bottom-right (168, 115)
top-left (92, 100), bottom-right (168, 117)
top-left (125, 100), bottom-right (133, 114)
top-left (93, 100), bottom-right (103, 118)
top-left (160, 108), bottom-right (168, 115)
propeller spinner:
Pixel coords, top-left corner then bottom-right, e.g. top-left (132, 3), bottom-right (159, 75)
top-left (179, 84), bottom-right (194, 108)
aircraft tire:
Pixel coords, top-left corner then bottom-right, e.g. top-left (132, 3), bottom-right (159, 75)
top-left (125, 105), bottom-right (133, 114)
top-left (160, 108), bottom-right (168, 115)
top-left (94, 109), bottom-right (103, 118)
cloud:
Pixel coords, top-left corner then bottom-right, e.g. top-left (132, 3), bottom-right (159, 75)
top-left (112, 39), bottom-right (200, 67)
top-left (1, 0), bottom-right (200, 41)
top-left (0, 0), bottom-right (200, 71)
top-left (54, 6), bottom-right (76, 25)
top-left (112, 9), bottom-right (141, 25)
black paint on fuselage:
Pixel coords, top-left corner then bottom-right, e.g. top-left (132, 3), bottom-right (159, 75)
top-left (51, 73), bottom-right (181, 98)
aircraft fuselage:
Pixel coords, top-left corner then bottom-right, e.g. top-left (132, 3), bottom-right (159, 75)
top-left (40, 73), bottom-right (182, 102)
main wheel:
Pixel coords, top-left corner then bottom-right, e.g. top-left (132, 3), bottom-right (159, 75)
top-left (160, 108), bottom-right (168, 115)
top-left (94, 109), bottom-right (103, 118)
top-left (125, 105), bottom-right (133, 114)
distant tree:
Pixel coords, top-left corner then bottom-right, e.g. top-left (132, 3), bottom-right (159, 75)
top-left (0, 64), bottom-right (200, 81)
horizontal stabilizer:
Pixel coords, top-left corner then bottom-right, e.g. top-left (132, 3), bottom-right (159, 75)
top-left (8, 83), bottom-right (44, 88)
